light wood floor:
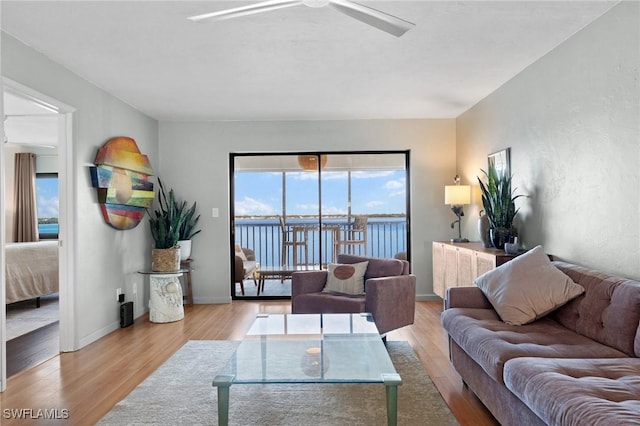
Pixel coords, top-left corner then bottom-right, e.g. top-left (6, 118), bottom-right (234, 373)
top-left (1, 301), bottom-right (498, 425)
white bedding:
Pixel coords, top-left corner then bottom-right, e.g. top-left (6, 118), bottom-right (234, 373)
top-left (6, 241), bottom-right (59, 304)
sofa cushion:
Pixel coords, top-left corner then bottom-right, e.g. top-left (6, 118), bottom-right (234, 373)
top-left (323, 261), bottom-right (368, 295)
top-left (551, 262), bottom-right (640, 357)
top-left (291, 292), bottom-right (365, 314)
top-left (441, 307), bottom-right (628, 384)
top-left (475, 246), bottom-right (584, 325)
top-left (504, 357), bottom-right (640, 425)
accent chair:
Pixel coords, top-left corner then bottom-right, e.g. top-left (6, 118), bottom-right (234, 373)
top-left (291, 254), bottom-right (416, 335)
top-left (234, 246), bottom-right (259, 296)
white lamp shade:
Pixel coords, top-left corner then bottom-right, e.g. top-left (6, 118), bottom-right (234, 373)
top-left (445, 185), bottom-right (471, 205)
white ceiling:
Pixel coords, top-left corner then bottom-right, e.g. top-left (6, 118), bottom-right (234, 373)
top-left (1, 1), bottom-right (618, 121)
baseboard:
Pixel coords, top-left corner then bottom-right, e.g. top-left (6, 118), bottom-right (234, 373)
top-left (193, 296), bottom-right (232, 304)
top-left (416, 293), bottom-right (443, 302)
top-left (79, 320), bottom-right (120, 349)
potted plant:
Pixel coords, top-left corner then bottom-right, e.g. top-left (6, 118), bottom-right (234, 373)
top-left (477, 164), bottom-right (523, 249)
top-left (147, 178), bottom-right (188, 271)
top-left (176, 199), bottom-right (201, 261)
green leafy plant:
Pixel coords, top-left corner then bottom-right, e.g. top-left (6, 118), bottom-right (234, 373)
top-left (477, 164), bottom-right (523, 231)
top-left (147, 178), bottom-right (189, 249)
top-left (177, 199), bottom-right (201, 241)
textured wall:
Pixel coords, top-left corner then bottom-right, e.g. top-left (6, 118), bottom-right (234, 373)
top-left (2, 33), bottom-right (159, 349)
top-left (457, 2), bottom-right (640, 278)
top-left (159, 119), bottom-right (456, 302)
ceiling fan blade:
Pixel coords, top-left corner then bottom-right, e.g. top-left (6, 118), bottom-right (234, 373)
top-left (188, 0), bottom-right (303, 22)
top-left (328, 0), bottom-right (414, 37)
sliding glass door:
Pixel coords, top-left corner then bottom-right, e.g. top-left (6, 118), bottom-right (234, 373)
top-left (231, 151), bottom-right (409, 299)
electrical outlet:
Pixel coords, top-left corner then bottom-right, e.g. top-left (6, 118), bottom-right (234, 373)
top-left (116, 288), bottom-right (122, 302)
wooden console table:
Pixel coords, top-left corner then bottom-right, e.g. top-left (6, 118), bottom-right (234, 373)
top-left (432, 241), bottom-right (523, 299)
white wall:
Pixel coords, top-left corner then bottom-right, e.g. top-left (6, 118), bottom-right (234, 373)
top-left (3, 144), bottom-right (20, 243)
top-left (2, 33), bottom-right (159, 348)
top-left (457, 2), bottom-right (640, 278)
top-left (159, 119), bottom-right (456, 302)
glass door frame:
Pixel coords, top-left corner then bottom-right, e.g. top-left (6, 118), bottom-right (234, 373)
top-left (229, 150), bottom-right (411, 300)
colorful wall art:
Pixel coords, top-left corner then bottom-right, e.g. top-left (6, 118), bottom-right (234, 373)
top-left (90, 136), bottom-right (154, 230)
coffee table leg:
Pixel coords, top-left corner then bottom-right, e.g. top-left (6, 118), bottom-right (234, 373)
top-left (382, 373), bottom-right (402, 426)
top-left (213, 374), bottom-right (234, 426)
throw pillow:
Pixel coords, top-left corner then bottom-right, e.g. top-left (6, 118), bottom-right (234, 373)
top-left (474, 245), bottom-right (584, 326)
top-left (323, 261), bottom-right (369, 295)
top-left (234, 244), bottom-right (247, 261)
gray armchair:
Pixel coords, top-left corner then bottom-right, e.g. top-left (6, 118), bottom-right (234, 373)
top-left (234, 247), bottom-right (258, 295)
top-left (291, 254), bottom-right (416, 335)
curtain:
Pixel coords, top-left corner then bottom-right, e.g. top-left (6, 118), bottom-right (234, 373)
top-left (13, 153), bottom-right (39, 242)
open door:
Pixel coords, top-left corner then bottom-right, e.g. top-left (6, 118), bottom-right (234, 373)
top-left (1, 79), bottom-right (76, 390)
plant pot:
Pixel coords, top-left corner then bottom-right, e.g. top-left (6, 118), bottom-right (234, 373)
top-left (490, 228), bottom-right (512, 250)
top-left (178, 240), bottom-right (192, 261)
top-left (478, 212), bottom-right (491, 248)
top-left (152, 247), bottom-right (181, 272)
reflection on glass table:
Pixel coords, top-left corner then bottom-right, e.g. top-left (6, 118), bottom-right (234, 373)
top-left (213, 313), bottom-right (402, 425)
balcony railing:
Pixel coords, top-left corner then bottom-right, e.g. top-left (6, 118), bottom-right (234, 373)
top-left (234, 215), bottom-right (407, 269)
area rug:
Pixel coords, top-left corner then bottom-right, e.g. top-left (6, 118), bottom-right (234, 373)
top-left (5, 294), bottom-right (59, 340)
top-left (99, 340), bottom-right (457, 425)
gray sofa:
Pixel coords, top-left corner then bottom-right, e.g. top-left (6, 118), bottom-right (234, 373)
top-left (442, 261), bottom-right (640, 425)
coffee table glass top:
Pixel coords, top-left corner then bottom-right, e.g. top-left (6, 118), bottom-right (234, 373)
top-left (218, 313), bottom-right (397, 384)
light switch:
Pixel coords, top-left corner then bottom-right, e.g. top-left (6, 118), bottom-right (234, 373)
top-left (212, 207), bottom-right (219, 218)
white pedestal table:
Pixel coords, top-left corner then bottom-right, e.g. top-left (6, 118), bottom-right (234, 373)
top-left (138, 270), bottom-right (185, 323)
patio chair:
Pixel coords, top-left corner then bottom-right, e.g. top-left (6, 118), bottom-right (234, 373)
top-left (279, 216), bottom-right (308, 267)
top-left (291, 254), bottom-right (416, 335)
top-left (234, 245), bottom-right (259, 296)
top-left (333, 215), bottom-right (367, 259)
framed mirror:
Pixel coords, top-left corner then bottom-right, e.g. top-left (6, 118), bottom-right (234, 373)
top-left (488, 148), bottom-right (510, 178)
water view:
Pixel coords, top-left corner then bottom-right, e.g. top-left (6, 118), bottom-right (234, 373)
top-left (38, 222), bottom-right (59, 235)
top-left (235, 216), bottom-right (406, 268)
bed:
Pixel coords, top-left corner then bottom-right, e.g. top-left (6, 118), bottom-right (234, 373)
top-left (6, 241), bottom-right (59, 305)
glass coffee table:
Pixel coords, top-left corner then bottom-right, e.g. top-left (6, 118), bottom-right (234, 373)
top-left (213, 313), bottom-right (402, 425)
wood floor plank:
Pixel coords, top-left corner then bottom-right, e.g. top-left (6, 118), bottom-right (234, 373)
top-left (0, 301), bottom-right (497, 425)
top-left (6, 322), bottom-right (60, 378)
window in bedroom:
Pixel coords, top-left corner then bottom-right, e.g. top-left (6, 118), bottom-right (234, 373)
top-left (35, 172), bottom-right (59, 239)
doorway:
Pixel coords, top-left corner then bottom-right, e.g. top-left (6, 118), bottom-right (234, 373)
top-left (1, 79), bottom-right (75, 390)
top-left (230, 151), bottom-right (410, 299)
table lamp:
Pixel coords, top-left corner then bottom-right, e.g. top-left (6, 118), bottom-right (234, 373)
top-left (445, 176), bottom-right (470, 243)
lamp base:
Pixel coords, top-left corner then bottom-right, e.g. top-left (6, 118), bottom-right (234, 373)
top-left (450, 238), bottom-right (469, 243)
